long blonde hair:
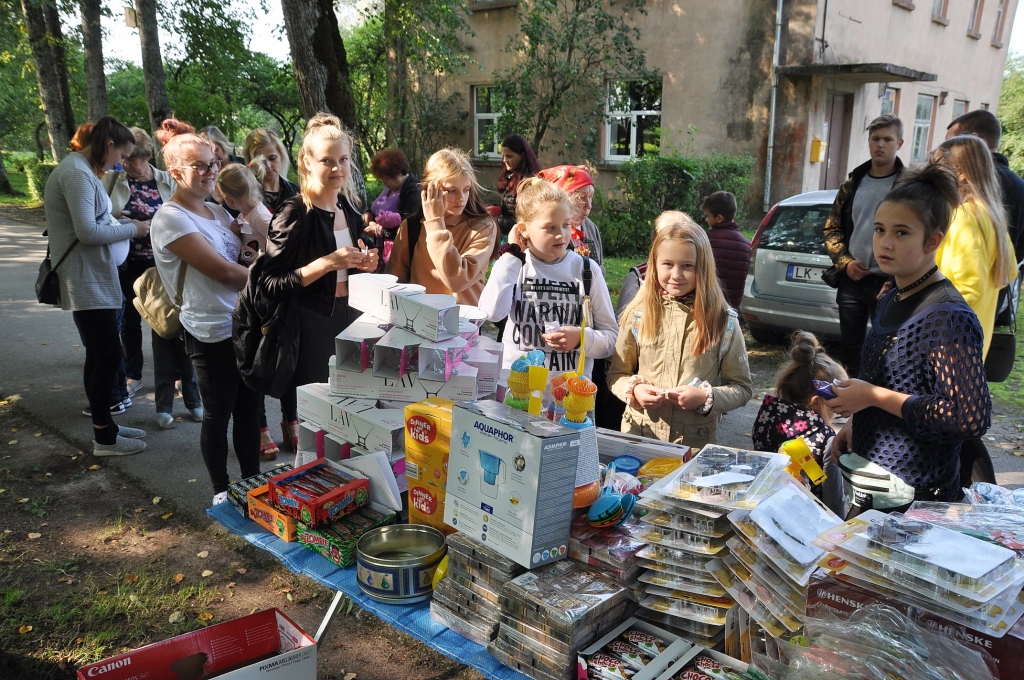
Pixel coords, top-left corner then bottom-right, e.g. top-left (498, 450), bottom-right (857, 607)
top-left (421, 147), bottom-right (490, 219)
top-left (216, 157), bottom-right (267, 211)
top-left (935, 135), bottom-right (1014, 288)
top-left (621, 212), bottom-right (730, 355)
top-left (296, 113), bottom-right (359, 210)
top-left (242, 127), bottom-right (290, 179)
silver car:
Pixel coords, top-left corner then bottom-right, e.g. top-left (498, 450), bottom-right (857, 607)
top-left (741, 190), bottom-right (840, 344)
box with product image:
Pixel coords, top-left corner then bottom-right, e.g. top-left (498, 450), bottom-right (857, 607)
top-left (373, 326), bottom-right (423, 379)
top-left (656, 645), bottom-right (748, 680)
top-left (464, 344), bottom-right (502, 398)
top-left (76, 608), bottom-right (316, 680)
top-left (296, 384), bottom-right (404, 458)
top-left (579, 616), bottom-right (694, 680)
top-left (329, 355), bottom-right (479, 403)
top-left (349, 273), bottom-right (459, 341)
top-left (247, 485), bottom-right (298, 542)
top-left (443, 400), bottom-right (580, 569)
top-left (226, 465), bottom-right (294, 518)
top-left (268, 459), bottom-right (370, 527)
top-left (405, 398), bottom-right (455, 534)
top-left (347, 273), bottom-right (424, 322)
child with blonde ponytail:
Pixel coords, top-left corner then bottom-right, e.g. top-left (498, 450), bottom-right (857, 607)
top-left (216, 157), bottom-right (273, 266)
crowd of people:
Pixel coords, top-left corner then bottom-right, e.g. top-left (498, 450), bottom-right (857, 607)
top-left (43, 109), bottom-right (1020, 516)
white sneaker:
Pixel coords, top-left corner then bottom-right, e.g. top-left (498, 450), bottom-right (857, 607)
top-left (117, 425), bottom-right (147, 439)
top-left (212, 491), bottom-right (228, 506)
top-left (93, 436), bottom-right (147, 456)
top-left (189, 407), bottom-right (204, 423)
top-left (127, 378), bottom-right (144, 397)
top-left (156, 412), bottom-right (175, 429)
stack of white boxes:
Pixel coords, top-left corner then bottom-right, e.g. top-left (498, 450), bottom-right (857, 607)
top-left (296, 274), bottom-right (503, 496)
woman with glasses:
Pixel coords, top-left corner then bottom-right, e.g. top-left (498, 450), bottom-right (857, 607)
top-left (150, 117), bottom-right (259, 507)
top-left (104, 127), bottom-right (202, 430)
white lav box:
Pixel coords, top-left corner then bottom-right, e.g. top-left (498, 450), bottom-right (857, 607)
top-left (334, 315), bottom-right (390, 373)
top-left (295, 383), bottom-right (404, 457)
top-left (418, 336), bottom-right (468, 382)
top-left (348, 273), bottom-right (424, 323)
top-left (349, 274), bottom-right (460, 341)
top-left (329, 355), bottom-right (478, 402)
top-left (373, 326), bottom-right (423, 379)
top-left (444, 400), bottom-right (580, 569)
top-left (463, 346), bottom-right (501, 398)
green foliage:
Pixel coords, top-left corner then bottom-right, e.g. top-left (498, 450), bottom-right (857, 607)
top-left (492, 0), bottom-right (649, 159)
top-left (25, 161), bottom-right (57, 202)
top-left (0, 5), bottom-right (46, 152)
top-left (598, 154), bottom-right (755, 257)
top-left (1000, 55), bottom-right (1024, 175)
top-left (104, 60), bottom-right (150, 131)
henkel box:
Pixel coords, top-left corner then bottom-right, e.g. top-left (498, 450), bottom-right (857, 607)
top-left (247, 484), bottom-right (298, 541)
top-left (226, 465), bottom-right (294, 518)
top-left (443, 400), bottom-right (579, 569)
top-left (76, 609), bottom-right (316, 680)
top-left (268, 459), bottom-right (370, 526)
top-left (296, 384), bottom-right (404, 457)
top-left (405, 398), bottom-right (455, 534)
top-left (329, 355), bottom-right (478, 402)
top-left (807, 572), bottom-right (1024, 679)
top-left (349, 273), bottom-right (459, 341)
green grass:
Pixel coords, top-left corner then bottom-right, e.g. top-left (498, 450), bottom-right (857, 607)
top-left (989, 297), bottom-right (1024, 412)
top-left (0, 171), bottom-right (36, 206)
top-left (602, 256), bottom-right (637, 309)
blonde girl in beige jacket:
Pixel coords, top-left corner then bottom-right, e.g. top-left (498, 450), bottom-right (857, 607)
top-left (608, 212), bottom-right (752, 450)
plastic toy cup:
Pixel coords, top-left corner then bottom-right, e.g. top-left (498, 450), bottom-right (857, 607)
top-left (563, 376), bottom-right (597, 423)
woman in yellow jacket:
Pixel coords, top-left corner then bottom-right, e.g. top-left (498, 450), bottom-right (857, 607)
top-left (933, 135), bottom-right (1017, 358)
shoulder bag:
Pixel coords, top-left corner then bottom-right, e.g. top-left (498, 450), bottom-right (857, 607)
top-left (133, 262), bottom-right (187, 339)
top-left (36, 232), bottom-right (79, 306)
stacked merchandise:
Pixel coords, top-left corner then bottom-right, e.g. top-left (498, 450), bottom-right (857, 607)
top-left (404, 397), bottom-right (455, 534)
top-left (488, 560), bottom-right (629, 680)
top-left (632, 446), bottom-right (789, 649)
top-left (225, 464), bottom-right (294, 518)
top-left (569, 513), bottom-right (647, 602)
top-left (811, 503), bottom-right (1024, 638)
top-left (431, 531), bottom-right (526, 645)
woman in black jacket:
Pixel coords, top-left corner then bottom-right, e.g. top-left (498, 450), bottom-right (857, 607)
top-left (243, 127), bottom-right (299, 215)
top-left (493, 134), bottom-right (540, 237)
top-left (261, 114), bottom-right (379, 390)
top-left (363, 148), bottom-right (421, 264)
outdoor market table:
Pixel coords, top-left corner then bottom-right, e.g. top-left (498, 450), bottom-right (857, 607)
top-left (208, 502), bottom-right (529, 680)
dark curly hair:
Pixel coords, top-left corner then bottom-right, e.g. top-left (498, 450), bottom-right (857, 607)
top-left (370, 148), bottom-right (411, 180)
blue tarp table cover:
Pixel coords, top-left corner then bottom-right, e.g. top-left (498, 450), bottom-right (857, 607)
top-left (207, 502), bottom-right (529, 680)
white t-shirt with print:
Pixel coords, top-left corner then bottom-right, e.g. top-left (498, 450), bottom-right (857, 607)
top-left (151, 201), bottom-right (242, 343)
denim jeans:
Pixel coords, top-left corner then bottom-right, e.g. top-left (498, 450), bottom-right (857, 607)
top-left (836, 273), bottom-right (889, 379)
top-left (184, 332), bottom-right (261, 493)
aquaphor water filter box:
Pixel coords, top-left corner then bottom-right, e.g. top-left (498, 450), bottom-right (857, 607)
top-left (443, 400), bottom-right (579, 569)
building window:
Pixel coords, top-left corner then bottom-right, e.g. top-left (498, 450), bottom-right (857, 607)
top-left (952, 99), bottom-right (969, 120)
top-left (982, 102), bottom-right (991, 110)
top-left (932, 0), bottom-right (949, 23)
top-left (881, 87), bottom-right (900, 116)
top-left (911, 94), bottom-right (936, 162)
top-left (605, 79), bottom-right (663, 161)
top-left (473, 86), bottom-right (503, 158)
top-left (992, 0), bottom-right (1007, 45)
top-left (968, 0), bottom-right (985, 37)
top-left (893, 0), bottom-right (915, 9)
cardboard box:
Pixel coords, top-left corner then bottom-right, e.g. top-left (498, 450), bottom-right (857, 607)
top-left (349, 273), bottom-right (459, 341)
top-left (658, 645), bottom-right (748, 679)
top-left (580, 616), bottom-right (693, 680)
top-left (347, 273), bottom-right (424, 322)
top-left (296, 501), bottom-right (399, 568)
top-left (405, 398), bottom-right (455, 534)
top-left (464, 346), bottom-right (502, 398)
top-left (807, 572), bottom-right (1024, 679)
top-left (247, 484), bottom-right (298, 542)
top-left (226, 465), bottom-right (294, 518)
top-left (596, 428), bottom-right (692, 465)
top-left (328, 355), bottom-right (479, 402)
top-left (268, 459), bottom-right (370, 526)
top-left (296, 384), bottom-right (404, 457)
top-left (443, 400), bottom-right (579, 569)
top-left (76, 609), bottom-right (316, 680)
top-left (372, 326), bottom-right (423, 379)
top-left (334, 316), bottom-right (389, 372)
top-left (418, 336), bottom-right (468, 381)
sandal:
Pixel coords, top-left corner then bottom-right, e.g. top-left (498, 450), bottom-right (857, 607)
top-left (281, 420), bottom-right (300, 453)
top-left (259, 427), bottom-right (279, 461)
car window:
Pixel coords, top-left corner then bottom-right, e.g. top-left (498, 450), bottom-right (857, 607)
top-left (760, 206), bottom-right (831, 254)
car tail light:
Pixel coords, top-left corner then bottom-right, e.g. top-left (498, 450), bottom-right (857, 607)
top-left (748, 203), bottom-right (778, 276)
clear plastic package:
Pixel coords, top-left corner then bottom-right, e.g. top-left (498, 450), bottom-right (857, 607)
top-left (636, 545), bottom-right (717, 572)
top-left (819, 509), bottom-right (1024, 601)
top-left (499, 602), bottom-right (630, 655)
top-left (637, 594), bottom-right (731, 626)
top-left (730, 508), bottom-right (818, 587)
top-left (705, 558), bottom-right (793, 637)
top-left (448, 568), bottom-right (501, 605)
top-left (431, 600), bottom-right (497, 645)
top-left (447, 550), bottom-right (520, 585)
top-left (721, 554), bottom-right (804, 629)
top-left (630, 607), bottom-right (725, 640)
top-left (569, 513), bottom-right (648, 569)
top-left (907, 501), bottom-right (1024, 558)
top-left (638, 570), bottom-right (728, 597)
top-left (488, 639), bottom-right (573, 680)
top-left (664, 446), bottom-right (789, 508)
top-left (447, 530), bottom-right (524, 575)
top-left (641, 558), bottom-right (720, 583)
top-left (726, 537), bottom-right (807, 613)
top-left (434, 578), bottom-right (501, 623)
top-left (449, 559), bottom-right (505, 593)
top-left (635, 505), bottom-right (731, 538)
top-left (500, 560), bottom-right (626, 636)
top-left (747, 479), bottom-right (841, 567)
top-left (497, 622), bottom-right (577, 669)
top-left (637, 522), bottom-right (729, 555)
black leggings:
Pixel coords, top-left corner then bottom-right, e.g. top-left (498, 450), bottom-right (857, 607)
top-left (73, 309), bottom-right (123, 433)
top-left (184, 332), bottom-right (261, 493)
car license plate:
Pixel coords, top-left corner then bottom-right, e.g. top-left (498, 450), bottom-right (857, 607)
top-left (786, 264), bottom-right (825, 284)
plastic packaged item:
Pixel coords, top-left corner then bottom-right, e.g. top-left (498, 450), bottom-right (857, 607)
top-left (637, 457), bottom-right (685, 487)
top-left (448, 567), bottom-right (501, 605)
top-left (964, 481), bottom-right (1024, 507)
top-left (705, 559), bottom-right (793, 638)
top-left (638, 570), bottom-right (728, 597)
top-left (498, 602), bottom-right (631, 656)
top-left (612, 455), bottom-right (642, 476)
top-left (563, 376), bottom-right (597, 423)
top-left (446, 549), bottom-right (519, 585)
top-left (779, 436), bottom-right (826, 487)
top-left (747, 480), bottom-right (841, 567)
top-left (664, 446), bottom-right (789, 509)
top-left (906, 501), bottom-right (1024, 558)
top-left (819, 509), bottom-right (1024, 601)
top-left (638, 594), bottom-right (732, 627)
top-left (487, 639), bottom-right (573, 680)
top-left (434, 578), bottom-right (501, 623)
top-left (672, 651), bottom-right (748, 679)
top-left (497, 622), bottom-right (577, 669)
top-left (639, 523), bottom-right (729, 555)
top-left (630, 608), bottom-right (725, 640)
top-left (431, 600), bottom-right (497, 645)
top-left (500, 560), bottom-right (626, 635)
top-left (583, 651), bottom-right (636, 679)
top-left (725, 538), bottom-right (807, 613)
top-left (446, 531), bottom-right (524, 575)
top-left (638, 545), bottom-right (718, 572)
top-left (729, 508), bottom-right (818, 587)
top-left (641, 559), bottom-right (721, 583)
top-left (640, 509), bottom-right (732, 538)
top-left (721, 554), bottom-right (804, 629)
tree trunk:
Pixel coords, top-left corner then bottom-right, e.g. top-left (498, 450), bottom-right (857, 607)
top-left (0, 149), bottom-right (14, 195)
top-left (80, 0), bottom-right (107, 120)
top-left (280, 0), bottom-right (357, 128)
top-left (20, 0), bottom-right (72, 159)
top-left (383, 0), bottom-right (407, 148)
top-left (136, 0), bottom-right (170, 137)
top-left (42, 0), bottom-right (76, 137)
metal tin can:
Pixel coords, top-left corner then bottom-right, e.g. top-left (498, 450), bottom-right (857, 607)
top-left (356, 524), bottom-right (447, 603)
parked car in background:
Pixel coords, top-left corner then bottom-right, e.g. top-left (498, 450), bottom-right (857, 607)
top-left (741, 190), bottom-right (840, 344)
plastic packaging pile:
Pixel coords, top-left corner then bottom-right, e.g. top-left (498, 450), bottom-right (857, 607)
top-left (786, 604), bottom-right (995, 680)
top-left (569, 513), bottom-right (648, 601)
top-left (430, 532), bottom-right (526, 645)
top-left (488, 560), bottom-right (628, 680)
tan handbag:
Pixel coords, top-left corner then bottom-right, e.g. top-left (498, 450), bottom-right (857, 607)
top-left (133, 262), bottom-right (187, 339)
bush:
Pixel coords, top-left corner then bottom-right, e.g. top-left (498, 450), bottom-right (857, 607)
top-left (2, 151), bottom-right (39, 172)
top-left (596, 154), bottom-right (754, 257)
top-left (25, 161), bottom-right (58, 203)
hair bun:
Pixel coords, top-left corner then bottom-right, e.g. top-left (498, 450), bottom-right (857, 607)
top-left (155, 117), bottom-right (196, 145)
top-left (788, 330), bottom-right (820, 365)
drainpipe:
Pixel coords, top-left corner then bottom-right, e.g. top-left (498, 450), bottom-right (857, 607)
top-left (763, 0), bottom-right (785, 213)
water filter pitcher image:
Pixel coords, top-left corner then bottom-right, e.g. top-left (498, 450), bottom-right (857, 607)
top-left (479, 450), bottom-right (506, 499)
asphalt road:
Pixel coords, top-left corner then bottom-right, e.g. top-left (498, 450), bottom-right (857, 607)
top-left (2, 213), bottom-right (1022, 525)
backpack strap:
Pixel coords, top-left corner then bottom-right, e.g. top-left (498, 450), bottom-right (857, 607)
top-left (406, 213), bottom-right (423, 262)
top-left (631, 308), bottom-right (643, 344)
top-left (582, 256), bottom-right (592, 296)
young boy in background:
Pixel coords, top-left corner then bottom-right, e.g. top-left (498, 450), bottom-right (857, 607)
top-left (701, 191), bottom-right (750, 310)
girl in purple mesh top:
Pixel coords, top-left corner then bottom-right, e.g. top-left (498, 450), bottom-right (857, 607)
top-left (826, 164), bottom-right (991, 516)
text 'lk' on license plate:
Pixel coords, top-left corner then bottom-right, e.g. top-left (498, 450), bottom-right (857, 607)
top-left (786, 264), bottom-right (825, 284)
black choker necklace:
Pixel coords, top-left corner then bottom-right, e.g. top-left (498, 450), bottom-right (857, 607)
top-left (894, 265), bottom-right (938, 301)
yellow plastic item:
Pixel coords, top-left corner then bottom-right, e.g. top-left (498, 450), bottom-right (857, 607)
top-left (637, 457), bottom-right (685, 481)
top-left (526, 365), bottom-right (550, 415)
top-left (563, 376), bottom-right (597, 422)
top-left (506, 368), bottom-right (530, 399)
top-left (432, 554), bottom-right (448, 590)
top-left (780, 437), bottom-right (826, 486)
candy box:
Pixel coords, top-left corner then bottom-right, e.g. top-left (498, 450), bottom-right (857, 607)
top-left (76, 609), bottom-right (316, 680)
top-left (405, 398), bottom-right (456, 534)
top-left (226, 465), bottom-right (294, 518)
top-left (247, 484), bottom-right (298, 541)
top-left (329, 355), bottom-right (478, 402)
top-left (659, 645), bottom-right (749, 680)
top-left (268, 459), bottom-right (370, 526)
top-left (295, 384), bottom-right (404, 457)
top-left (296, 503), bottom-right (398, 568)
top-left (580, 616), bottom-right (694, 680)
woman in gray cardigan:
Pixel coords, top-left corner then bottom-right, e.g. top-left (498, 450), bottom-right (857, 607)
top-left (45, 116), bottom-right (150, 456)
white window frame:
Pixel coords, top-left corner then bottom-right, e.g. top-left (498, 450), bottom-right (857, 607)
top-left (968, 0), bottom-right (985, 35)
top-left (952, 99), bottom-right (969, 120)
top-left (472, 86), bottom-right (502, 159)
top-left (992, 0), bottom-right (1007, 44)
top-left (911, 94), bottom-right (936, 163)
top-left (932, 0), bottom-right (948, 17)
top-left (604, 79), bottom-right (663, 162)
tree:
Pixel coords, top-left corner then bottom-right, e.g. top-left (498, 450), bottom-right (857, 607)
top-left (241, 53), bottom-right (304, 157)
top-left (492, 0), bottom-right (648, 159)
top-left (136, 0), bottom-right (170, 135)
top-left (79, 0), bottom-right (106, 120)
top-left (280, 0), bottom-right (357, 127)
top-left (19, 0), bottom-right (75, 158)
top-left (1000, 55), bottom-right (1024, 176)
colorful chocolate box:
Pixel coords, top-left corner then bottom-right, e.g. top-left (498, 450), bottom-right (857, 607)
top-left (268, 459), bottom-right (369, 527)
